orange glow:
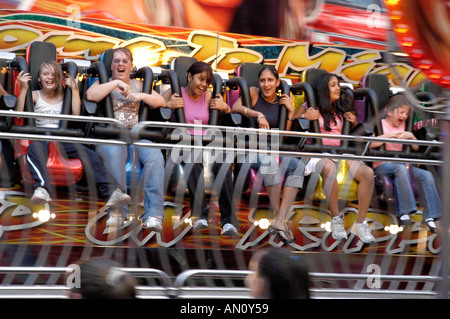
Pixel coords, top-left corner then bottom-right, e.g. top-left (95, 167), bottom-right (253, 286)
top-left (385, 0), bottom-right (401, 6)
top-left (394, 27), bottom-right (408, 34)
top-left (418, 64), bottom-right (432, 70)
top-left (401, 41), bottom-right (414, 47)
top-left (429, 73), bottom-right (442, 79)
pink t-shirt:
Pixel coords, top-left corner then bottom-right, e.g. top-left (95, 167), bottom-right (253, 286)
top-left (373, 118), bottom-right (405, 168)
top-left (181, 87), bottom-right (209, 135)
top-left (381, 118), bottom-right (405, 151)
top-left (319, 114), bottom-right (344, 146)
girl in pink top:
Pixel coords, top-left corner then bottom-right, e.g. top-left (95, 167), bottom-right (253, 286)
top-left (294, 72), bottom-right (375, 243)
top-left (164, 61), bottom-right (238, 236)
top-left (370, 95), bottom-right (440, 232)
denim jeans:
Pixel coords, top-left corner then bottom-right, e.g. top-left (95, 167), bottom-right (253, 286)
top-left (374, 163), bottom-right (441, 219)
top-left (96, 139), bottom-right (165, 221)
top-left (249, 155), bottom-right (305, 189)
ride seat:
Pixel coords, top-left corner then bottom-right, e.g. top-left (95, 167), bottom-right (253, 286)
top-left (14, 41), bottom-right (83, 186)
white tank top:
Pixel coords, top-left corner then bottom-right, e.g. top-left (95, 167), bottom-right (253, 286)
top-left (34, 90), bottom-right (63, 128)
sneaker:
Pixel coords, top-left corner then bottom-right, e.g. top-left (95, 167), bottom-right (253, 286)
top-left (221, 223), bottom-right (238, 236)
top-left (142, 217), bottom-right (163, 232)
top-left (31, 187), bottom-right (51, 205)
top-left (105, 189), bottom-right (131, 208)
top-left (399, 214), bottom-right (412, 227)
top-left (331, 215), bottom-right (347, 240)
top-left (423, 218), bottom-right (437, 233)
top-left (351, 220), bottom-right (375, 243)
top-left (106, 214), bottom-right (124, 228)
top-left (193, 219), bottom-right (208, 230)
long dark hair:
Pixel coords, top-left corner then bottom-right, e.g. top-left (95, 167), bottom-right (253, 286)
top-left (314, 72), bottom-right (355, 131)
top-left (257, 247), bottom-right (310, 299)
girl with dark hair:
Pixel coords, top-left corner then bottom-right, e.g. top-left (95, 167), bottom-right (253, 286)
top-left (295, 72), bottom-right (375, 243)
top-left (246, 247), bottom-right (310, 299)
top-left (163, 61), bottom-right (239, 236)
top-left (68, 258), bottom-right (136, 299)
top-left (232, 66), bottom-right (305, 244)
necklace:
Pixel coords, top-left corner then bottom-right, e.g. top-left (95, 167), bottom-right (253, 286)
top-left (262, 94), bottom-right (278, 104)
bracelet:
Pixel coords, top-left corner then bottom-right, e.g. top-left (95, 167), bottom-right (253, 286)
top-left (288, 117), bottom-right (296, 121)
top-left (244, 107), bottom-right (248, 117)
top-left (257, 114), bottom-right (265, 121)
top-left (301, 113), bottom-right (305, 119)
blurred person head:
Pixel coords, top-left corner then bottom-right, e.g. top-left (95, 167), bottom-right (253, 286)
top-left (68, 258), bottom-right (136, 299)
top-left (246, 247), bottom-right (310, 299)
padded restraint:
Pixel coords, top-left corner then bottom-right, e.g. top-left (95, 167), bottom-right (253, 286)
top-left (26, 42), bottom-right (57, 91)
top-left (365, 73), bottom-right (390, 111)
top-left (171, 56), bottom-right (198, 88)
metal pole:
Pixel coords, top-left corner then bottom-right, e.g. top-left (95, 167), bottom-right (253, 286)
top-left (439, 96), bottom-right (450, 298)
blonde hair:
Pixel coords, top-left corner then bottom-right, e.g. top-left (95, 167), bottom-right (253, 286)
top-left (38, 60), bottom-right (64, 97)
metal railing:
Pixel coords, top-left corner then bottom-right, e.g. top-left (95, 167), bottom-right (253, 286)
top-left (0, 267), bottom-right (446, 299)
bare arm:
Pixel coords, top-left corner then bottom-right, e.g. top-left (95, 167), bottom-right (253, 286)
top-left (231, 87), bottom-right (270, 129)
top-left (279, 94), bottom-right (294, 131)
top-left (0, 84), bottom-right (6, 97)
top-left (208, 91), bottom-right (231, 114)
top-left (162, 88), bottom-right (184, 109)
top-left (16, 71), bottom-right (31, 112)
top-left (293, 103), bottom-right (320, 121)
top-left (65, 75), bottom-right (81, 115)
top-left (370, 131), bottom-right (419, 151)
top-left (85, 79), bottom-right (130, 102)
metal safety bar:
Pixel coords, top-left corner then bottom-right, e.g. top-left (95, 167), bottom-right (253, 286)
top-left (130, 121), bottom-right (443, 166)
top-left (0, 267), bottom-right (447, 299)
top-left (0, 109), bottom-right (442, 159)
top-left (0, 112), bottom-right (441, 165)
top-left (131, 120), bottom-right (443, 148)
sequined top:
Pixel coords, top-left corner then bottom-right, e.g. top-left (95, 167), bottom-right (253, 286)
top-left (111, 79), bottom-right (140, 129)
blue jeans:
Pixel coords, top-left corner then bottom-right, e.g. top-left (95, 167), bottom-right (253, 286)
top-left (96, 139), bottom-right (165, 221)
top-left (374, 163), bottom-right (441, 219)
top-left (249, 155), bottom-right (305, 189)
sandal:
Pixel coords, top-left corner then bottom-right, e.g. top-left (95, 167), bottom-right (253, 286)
top-left (268, 226), bottom-right (295, 245)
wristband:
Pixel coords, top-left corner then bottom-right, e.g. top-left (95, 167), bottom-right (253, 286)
top-left (257, 114), bottom-right (266, 121)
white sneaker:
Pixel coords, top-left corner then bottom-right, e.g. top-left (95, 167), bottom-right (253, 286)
top-left (221, 223), bottom-right (238, 236)
top-left (193, 219), bottom-right (208, 230)
top-left (31, 187), bottom-right (51, 205)
top-left (106, 214), bottom-right (134, 229)
top-left (351, 220), bottom-right (375, 243)
top-left (105, 189), bottom-right (131, 208)
top-left (331, 215), bottom-right (347, 240)
top-left (106, 214), bottom-right (124, 228)
top-left (142, 217), bottom-right (163, 232)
